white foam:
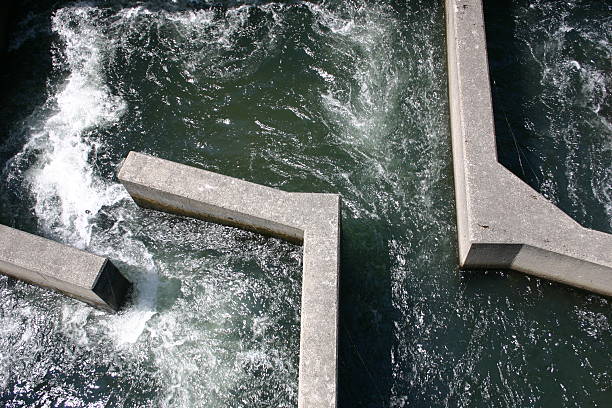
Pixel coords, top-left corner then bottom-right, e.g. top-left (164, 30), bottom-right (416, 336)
top-left (11, 7), bottom-right (126, 248)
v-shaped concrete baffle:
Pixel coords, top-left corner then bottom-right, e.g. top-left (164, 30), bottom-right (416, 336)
top-left (118, 151), bottom-right (341, 408)
top-left (0, 224), bottom-right (131, 311)
top-left (445, 0), bottom-right (612, 296)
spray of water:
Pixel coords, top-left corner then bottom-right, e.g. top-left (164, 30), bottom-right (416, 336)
top-left (7, 7), bottom-right (126, 247)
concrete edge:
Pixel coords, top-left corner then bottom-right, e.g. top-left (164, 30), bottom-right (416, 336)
top-left (121, 179), bottom-right (305, 244)
top-left (445, 0), bottom-right (612, 296)
top-left (444, 0), bottom-right (471, 265)
top-left (118, 151), bottom-right (341, 408)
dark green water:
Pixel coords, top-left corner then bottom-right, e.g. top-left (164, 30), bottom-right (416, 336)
top-left (0, 0), bottom-right (610, 407)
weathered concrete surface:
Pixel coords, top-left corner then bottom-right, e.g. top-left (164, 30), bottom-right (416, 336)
top-left (445, 0), bottom-right (612, 296)
top-left (0, 224), bottom-right (131, 311)
top-left (118, 151), bottom-right (341, 408)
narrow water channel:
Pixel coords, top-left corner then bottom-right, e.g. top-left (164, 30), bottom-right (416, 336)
top-left (0, 1), bottom-right (609, 407)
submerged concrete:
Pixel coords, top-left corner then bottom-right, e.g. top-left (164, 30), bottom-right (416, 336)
top-left (0, 224), bottom-right (131, 311)
top-left (118, 151), bottom-right (341, 408)
top-left (445, 0), bottom-right (612, 296)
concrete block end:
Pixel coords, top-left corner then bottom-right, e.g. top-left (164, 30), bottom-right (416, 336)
top-left (92, 260), bottom-right (133, 312)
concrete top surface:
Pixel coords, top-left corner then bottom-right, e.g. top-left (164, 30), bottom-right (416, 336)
top-left (0, 224), bottom-right (106, 289)
top-left (119, 152), bottom-right (340, 239)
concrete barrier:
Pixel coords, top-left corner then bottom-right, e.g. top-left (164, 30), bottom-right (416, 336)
top-left (0, 224), bottom-right (131, 311)
top-left (445, 0), bottom-right (612, 296)
top-left (118, 151), bottom-right (341, 408)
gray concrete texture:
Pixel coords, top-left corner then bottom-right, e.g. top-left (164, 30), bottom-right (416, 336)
top-left (118, 151), bottom-right (341, 408)
top-left (445, 0), bottom-right (612, 296)
top-left (0, 224), bottom-right (131, 311)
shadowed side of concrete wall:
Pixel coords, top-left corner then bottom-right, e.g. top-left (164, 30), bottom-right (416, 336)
top-left (445, 0), bottom-right (612, 296)
top-left (0, 224), bottom-right (131, 311)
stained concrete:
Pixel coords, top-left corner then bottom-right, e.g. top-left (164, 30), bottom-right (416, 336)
top-left (0, 224), bottom-right (131, 311)
top-left (118, 151), bottom-right (341, 408)
top-left (445, 0), bottom-right (612, 296)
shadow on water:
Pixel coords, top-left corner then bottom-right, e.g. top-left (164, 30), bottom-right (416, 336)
top-left (0, 1), bottom-right (56, 149)
top-left (338, 217), bottom-right (394, 407)
top-left (483, 0), bottom-right (530, 182)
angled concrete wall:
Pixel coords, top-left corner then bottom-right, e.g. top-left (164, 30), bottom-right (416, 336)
top-left (445, 0), bottom-right (612, 296)
top-left (0, 224), bottom-right (131, 311)
top-left (118, 151), bottom-right (341, 408)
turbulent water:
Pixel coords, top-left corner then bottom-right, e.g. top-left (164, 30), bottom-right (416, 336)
top-left (0, 0), bottom-right (610, 407)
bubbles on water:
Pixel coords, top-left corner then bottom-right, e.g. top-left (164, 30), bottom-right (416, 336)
top-left (109, 2), bottom-right (287, 83)
top-left (308, 2), bottom-right (400, 149)
top-left (1, 0), bottom-right (610, 407)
